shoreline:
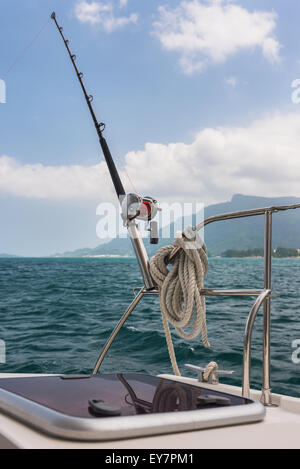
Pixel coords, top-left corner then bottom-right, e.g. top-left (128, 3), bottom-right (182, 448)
top-left (1, 255), bottom-right (300, 260)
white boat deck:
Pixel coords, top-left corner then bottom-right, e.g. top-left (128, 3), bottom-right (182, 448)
top-left (0, 374), bottom-right (299, 449)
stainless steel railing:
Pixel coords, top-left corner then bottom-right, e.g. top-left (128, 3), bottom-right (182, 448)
top-left (93, 202), bottom-right (300, 405)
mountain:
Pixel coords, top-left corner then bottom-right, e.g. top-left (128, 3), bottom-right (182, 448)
top-left (0, 254), bottom-right (19, 258)
top-left (54, 194), bottom-right (300, 257)
top-left (204, 194), bottom-right (300, 254)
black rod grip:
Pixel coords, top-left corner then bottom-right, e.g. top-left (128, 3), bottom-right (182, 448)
top-left (99, 136), bottom-right (126, 200)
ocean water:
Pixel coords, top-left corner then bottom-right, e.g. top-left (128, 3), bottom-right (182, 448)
top-left (0, 257), bottom-right (299, 398)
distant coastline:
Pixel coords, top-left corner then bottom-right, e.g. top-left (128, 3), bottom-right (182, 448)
top-left (1, 249), bottom-right (300, 260)
top-left (0, 253), bottom-right (20, 258)
top-left (221, 247), bottom-right (300, 259)
top-left (3, 194), bottom-right (300, 259)
top-left (70, 254), bottom-right (134, 259)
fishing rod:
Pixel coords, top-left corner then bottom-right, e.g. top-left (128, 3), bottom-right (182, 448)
top-left (51, 12), bottom-right (125, 200)
top-left (51, 12), bottom-right (158, 289)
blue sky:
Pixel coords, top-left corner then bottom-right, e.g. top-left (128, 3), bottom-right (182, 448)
top-left (1, 0), bottom-right (300, 255)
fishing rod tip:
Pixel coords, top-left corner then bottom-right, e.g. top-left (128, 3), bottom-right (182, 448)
top-left (51, 12), bottom-right (56, 20)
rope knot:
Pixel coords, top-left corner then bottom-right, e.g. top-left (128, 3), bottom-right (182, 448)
top-left (203, 361), bottom-right (218, 382)
top-left (174, 227), bottom-right (207, 266)
top-left (149, 230), bottom-right (210, 376)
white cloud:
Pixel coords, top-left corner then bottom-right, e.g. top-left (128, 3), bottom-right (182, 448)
top-left (153, 0), bottom-right (281, 74)
top-left (75, 1), bottom-right (138, 32)
top-left (124, 111), bottom-right (300, 205)
top-left (119, 0), bottom-right (127, 8)
top-left (226, 76), bottom-right (237, 87)
top-left (0, 156), bottom-right (114, 200)
top-left (75, 1), bottom-right (109, 25)
top-left (262, 37), bottom-right (281, 63)
top-left (3, 111), bottom-right (300, 205)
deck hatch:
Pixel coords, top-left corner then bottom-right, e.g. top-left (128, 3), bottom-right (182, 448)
top-left (0, 374), bottom-right (265, 441)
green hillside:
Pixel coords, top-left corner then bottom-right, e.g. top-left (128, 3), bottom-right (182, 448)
top-left (55, 194), bottom-right (300, 257)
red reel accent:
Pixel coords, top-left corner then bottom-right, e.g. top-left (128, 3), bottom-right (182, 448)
top-left (140, 199), bottom-right (152, 220)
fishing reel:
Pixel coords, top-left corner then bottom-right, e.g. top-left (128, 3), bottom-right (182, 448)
top-left (121, 193), bottom-right (160, 244)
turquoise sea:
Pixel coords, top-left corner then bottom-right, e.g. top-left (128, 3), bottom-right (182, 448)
top-left (0, 258), bottom-right (299, 398)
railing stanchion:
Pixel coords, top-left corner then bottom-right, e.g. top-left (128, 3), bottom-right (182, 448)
top-left (242, 290), bottom-right (271, 398)
top-left (261, 211), bottom-right (274, 405)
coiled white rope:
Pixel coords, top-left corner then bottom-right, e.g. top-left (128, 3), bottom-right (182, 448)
top-left (149, 227), bottom-right (211, 376)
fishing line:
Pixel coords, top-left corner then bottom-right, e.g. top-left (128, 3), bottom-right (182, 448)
top-left (107, 138), bottom-right (138, 194)
top-left (114, 152), bottom-right (138, 195)
top-left (3, 17), bottom-right (51, 78)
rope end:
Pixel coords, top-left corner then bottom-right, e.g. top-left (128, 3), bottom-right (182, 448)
top-left (51, 12), bottom-right (56, 20)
